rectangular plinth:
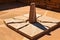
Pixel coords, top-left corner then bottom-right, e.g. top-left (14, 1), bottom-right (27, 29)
top-left (4, 14), bottom-right (60, 40)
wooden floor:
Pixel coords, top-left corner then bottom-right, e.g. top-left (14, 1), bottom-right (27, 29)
top-left (0, 3), bottom-right (60, 40)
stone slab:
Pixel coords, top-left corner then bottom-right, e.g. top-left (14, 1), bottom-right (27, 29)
top-left (14, 16), bottom-right (28, 21)
top-left (38, 16), bottom-right (60, 28)
top-left (8, 23), bottom-right (28, 29)
top-left (19, 24), bottom-right (43, 37)
top-left (4, 16), bottom-right (28, 24)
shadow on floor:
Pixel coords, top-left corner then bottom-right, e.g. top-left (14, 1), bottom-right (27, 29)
top-left (0, 2), bottom-right (28, 11)
top-left (32, 22), bottom-right (51, 36)
top-left (32, 22), bottom-right (47, 30)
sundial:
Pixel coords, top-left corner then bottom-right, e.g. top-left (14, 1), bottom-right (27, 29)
top-left (4, 1), bottom-right (60, 40)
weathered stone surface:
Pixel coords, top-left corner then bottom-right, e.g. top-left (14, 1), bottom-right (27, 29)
top-left (19, 24), bottom-right (43, 37)
top-left (4, 16), bottom-right (28, 24)
top-left (14, 16), bottom-right (28, 21)
top-left (8, 23), bottom-right (28, 29)
top-left (38, 16), bottom-right (60, 28)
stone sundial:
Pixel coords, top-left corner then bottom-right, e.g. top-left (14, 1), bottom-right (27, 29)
top-left (4, 2), bottom-right (60, 40)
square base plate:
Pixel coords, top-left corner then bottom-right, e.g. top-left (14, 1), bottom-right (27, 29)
top-left (4, 14), bottom-right (60, 39)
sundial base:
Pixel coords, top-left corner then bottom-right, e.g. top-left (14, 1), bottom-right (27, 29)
top-left (4, 14), bottom-right (60, 40)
